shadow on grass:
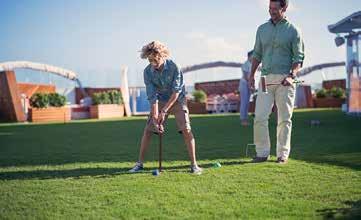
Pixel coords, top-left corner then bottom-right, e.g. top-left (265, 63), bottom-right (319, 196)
top-left (163, 160), bottom-right (244, 173)
top-left (0, 167), bottom-right (132, 180)
top-left (0, 109), bottom-right (360, 171)
top-left (294, 155), bottom-right (361, 171)
top-left (317, 200), bottom-right (361, 220)
top-left (0, 160), bottom-right (245, 180)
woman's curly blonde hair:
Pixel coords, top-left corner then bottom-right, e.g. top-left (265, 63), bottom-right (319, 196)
top-left (140, 41), bottom-right (170, 59)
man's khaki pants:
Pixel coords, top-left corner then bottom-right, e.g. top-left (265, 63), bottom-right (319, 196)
top-left (254, 74), bottom-right (296, 159)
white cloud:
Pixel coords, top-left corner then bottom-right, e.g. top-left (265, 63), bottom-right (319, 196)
top-left (205, 37), bottom-right (240, 53)
top-left (184, 32), bottom-right (206, 40)
top-left (184, 31), bottom-right (246, 62)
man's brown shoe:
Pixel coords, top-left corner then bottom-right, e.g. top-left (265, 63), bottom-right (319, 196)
top-left (276, 157), bottom-right (288, 164)
top-left (251, 157), bottom-right (268, 163)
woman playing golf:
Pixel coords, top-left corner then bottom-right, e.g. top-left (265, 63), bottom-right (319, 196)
top-left (129, 41), bottom-right (203, 174)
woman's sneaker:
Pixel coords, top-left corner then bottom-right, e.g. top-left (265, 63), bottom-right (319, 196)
top-left (128, 162), bottom-right (144, 173)
top-left (190, 165), bottom-right (203, 175)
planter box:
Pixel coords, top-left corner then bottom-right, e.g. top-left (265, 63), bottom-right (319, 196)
top-left (90, 104), bottom-right (124, 119)
top-left (187, 101), bottom-right (207, 114)
top-left (313, 98), bottom-right (345, 108)
top-left (29, 107), bottom-right (71, 123)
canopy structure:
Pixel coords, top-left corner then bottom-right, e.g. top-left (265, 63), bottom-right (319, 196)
top-left (328, 11), bottom-right (361, 115)
top-left (181, 61), bottom-right (243, 73)
top-left (181, 61), bottom-right (348, 77)
top-left (328, 11), bottom-right (361, 34)
top-left (0, 61), bottom-right (78, 80)
top-left (0, 61), bottom-right (89, 100)
top-left (0, 61), bottom-right (92, 122)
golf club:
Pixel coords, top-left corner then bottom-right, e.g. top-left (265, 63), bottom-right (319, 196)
top-left (158, 128), bottom-right (163, 172)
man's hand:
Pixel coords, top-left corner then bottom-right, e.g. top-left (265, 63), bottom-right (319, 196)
top-left (152, 114), bottom-right (164, 134)
top-left (248, 57), bottom-right (260, 92)
top-left (157, 124), bottom-right (165, 134)
top-left (248, 75), bottom-right (256, 91)
top-left (154, 123), bottom-right (164, 134)
top-left (157, 110), bottom-right (167, 126)
top-left (281, 76), bottom-right (294, 86)
top-left (285, 63), bottom-right (302, 86)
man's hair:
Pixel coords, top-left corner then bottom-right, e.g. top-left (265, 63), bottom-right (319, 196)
top-left (140, 41), bottom-right (170, 59)
top-left (270, 0), bottom-right (288, 8)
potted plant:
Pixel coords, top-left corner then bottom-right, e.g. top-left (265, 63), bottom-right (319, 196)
top-left (90, 90), bottom-right (124, 119)
top-left (29, 92), bottom-right (70, 123)
top-left (313, 87), bottom-right (346, 108)
top-left (187, 90), bottom-right (207, 114)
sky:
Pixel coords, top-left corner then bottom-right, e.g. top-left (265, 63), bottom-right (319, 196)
top-left (0, 0), bottom-right (359, 87)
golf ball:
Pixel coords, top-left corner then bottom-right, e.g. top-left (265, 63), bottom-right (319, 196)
top-left (213, 162), bottom-right (222, 168)
top-left (152, 169), bottom-right (160, 176)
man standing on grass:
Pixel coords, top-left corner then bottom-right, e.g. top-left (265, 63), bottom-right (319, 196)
top-left (239, 50), bottom-right (253, 126)
top-left (248, 0), bottom-right (305, 164)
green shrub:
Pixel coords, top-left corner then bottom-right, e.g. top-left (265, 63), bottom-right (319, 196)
top-left (30, 93), bottom-right (49, 108)
top-left (316, 89), bottom-right (327, 98)
top-left (329, 87), bottom-right (345, 98)
top-left (48, 93), bottom-right (66, 107)
top-left (192, 90), bottom-right (207, 103)
top-left (108, 90), bottom-right (123, 104)
top-left (92, 93), bottom-right (103, 105)
top-left (316, 87), bottom-right (345, 99)
top-left (91, 90), bottom-right (123, 105)
top-left (30, 93), bottom-right (66, 108)
top-left (99, 92), bottom-right (111, 104)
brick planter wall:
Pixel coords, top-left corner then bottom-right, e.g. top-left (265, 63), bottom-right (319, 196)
top-left (187, 101), bottom-right (207, 114)
top-left (313, 98), bottom-right (345, 108)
